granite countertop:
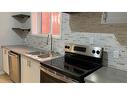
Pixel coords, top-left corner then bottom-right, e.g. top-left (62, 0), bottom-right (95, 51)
top-left (2, 45), bottom-right (62, 62)
top-left (85, 67), bottom-right (127, 83)
top-left (3, 45), bottom-right (127, 83)
top-left (2, 45), bottom-right (43, 55)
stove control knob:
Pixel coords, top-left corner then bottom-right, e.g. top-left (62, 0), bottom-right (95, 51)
top-left (92, 50), bottom-right (95, 54)
top-left (96, 50), bottom-right (100, 54)
top-left (65, 46), bottom-right (70, 49)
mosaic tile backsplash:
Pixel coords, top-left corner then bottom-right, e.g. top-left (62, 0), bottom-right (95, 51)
top-left (25, 13), bottom-right (127, 71)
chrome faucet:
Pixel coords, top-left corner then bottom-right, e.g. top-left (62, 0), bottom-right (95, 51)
top-left (50, 34), bottom-right (53, 52)
top-left (41, 33), bottom-right (54, 57)
top-left (46, 34), bottom-right (53, 56)
top-left (43, 34), bottom-right (60, 57)
top-left (46, 34), bottom-right (50, 45)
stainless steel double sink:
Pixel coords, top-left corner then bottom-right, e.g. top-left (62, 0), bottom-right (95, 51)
top-left (26, 51), bottom-right (59, 58)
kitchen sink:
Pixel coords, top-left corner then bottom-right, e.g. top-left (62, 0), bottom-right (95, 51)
top-left (26, 51), bottom-right (61, 59)
top-left (27, 51), bottom-right (45, 55)
top-left (37, 54), bottom-right (50, 58)
top-left (38, 52), bottom-right (60, 58)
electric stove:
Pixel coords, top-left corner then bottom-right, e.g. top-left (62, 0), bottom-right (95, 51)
top-left (40, 43), bottom-right (103, 83)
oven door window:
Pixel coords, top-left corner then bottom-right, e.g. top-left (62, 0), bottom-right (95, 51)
top-left (40, 70), bottom-right (65, 83)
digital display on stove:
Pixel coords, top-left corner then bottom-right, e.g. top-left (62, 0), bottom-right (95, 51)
top-left (74, 46), bottom-right (86, 52)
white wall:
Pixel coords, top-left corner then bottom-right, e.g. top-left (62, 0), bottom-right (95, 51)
top-left (0, 12), bottom-right (25, 71)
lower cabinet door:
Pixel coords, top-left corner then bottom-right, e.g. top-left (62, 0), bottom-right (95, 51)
top-left (21, 56), bottom-right (29, 82)
top-left (28, 59), bottom-right (40, 83)
top-left (2, 48), bottom-right (9, 75)
top-left (21, 56), bottom-right (40, 83)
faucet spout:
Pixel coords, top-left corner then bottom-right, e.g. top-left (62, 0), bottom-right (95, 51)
top-left (50, 34), bottom-right (53, 52)
top-left (46, 34), bottom-right (50, 45)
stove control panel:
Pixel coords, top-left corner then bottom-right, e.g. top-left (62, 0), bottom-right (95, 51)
top-left (65, 44), bottom-right (72, 52)
top-left (65, 43), bottom-right (103, 58)
top-left (90, 47), bottom-right (102, 58)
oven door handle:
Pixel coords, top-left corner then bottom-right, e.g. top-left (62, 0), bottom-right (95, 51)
top-left (40, 67), bottom-right (56, 77)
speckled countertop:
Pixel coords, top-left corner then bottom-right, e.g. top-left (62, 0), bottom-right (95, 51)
top-left (2, 45), bottom-right (43, 54)
top-left (3, 45), bottom-right (127, 83)
top-left (2, 45), bottom-right (62, 62)
top-left (85, 67), bottom-right (127, 83)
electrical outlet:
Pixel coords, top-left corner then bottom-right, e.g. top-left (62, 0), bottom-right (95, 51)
top-left (113, 51), bottom-right (119, 58)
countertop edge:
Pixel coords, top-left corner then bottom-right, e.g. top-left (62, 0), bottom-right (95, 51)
top-left (2, 45), bottom-right (63, 63)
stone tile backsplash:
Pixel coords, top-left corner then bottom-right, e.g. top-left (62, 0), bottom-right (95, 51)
top-left (25, 13), bottom-right (127, 71)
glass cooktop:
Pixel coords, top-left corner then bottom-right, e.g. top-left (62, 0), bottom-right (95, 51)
top-left (40, 56), bottom-right (102, 82)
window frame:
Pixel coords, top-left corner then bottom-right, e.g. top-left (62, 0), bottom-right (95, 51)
top-left (31, 12), bottom-right (38, 35)
top-left (51, 12), bottom-right (62, 39)
top-left (31, 12), bottom-right (61, 39)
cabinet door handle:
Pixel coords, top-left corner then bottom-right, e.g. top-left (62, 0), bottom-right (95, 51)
top-left (27, 60), bottom-right (29, 67)
top-left (27, 60), bottom-right (31, 67)
top-left (4, 50), bottom-right (6, 54)
top-left (27, 62), bottom-right (29, 67)
top-left (29, 62), bottom-right (31, 67)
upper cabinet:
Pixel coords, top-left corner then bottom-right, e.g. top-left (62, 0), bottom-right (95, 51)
top-left (101, 12), bottom-right (127, 24)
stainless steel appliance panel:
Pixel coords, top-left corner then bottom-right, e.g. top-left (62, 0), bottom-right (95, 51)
top-left (65, 43), bottom-right (103, 58)
top-left (8, 51), bottom-right (20, 83)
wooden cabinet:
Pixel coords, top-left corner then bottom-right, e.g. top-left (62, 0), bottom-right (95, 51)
top-left (21, 56), bottom-right (40, 83)
top-left (2, 48), bottom-right (9, 75)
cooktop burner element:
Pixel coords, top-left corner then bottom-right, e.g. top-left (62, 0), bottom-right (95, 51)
top-left (40, 43), bottom-right (103, 82)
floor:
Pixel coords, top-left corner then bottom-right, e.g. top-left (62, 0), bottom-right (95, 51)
top-left (0, 73), bottom-right (12, 83)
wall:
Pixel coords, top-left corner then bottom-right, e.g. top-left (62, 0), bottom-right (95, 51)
top-left (0, 12), bottom-right (25, 71)
top-left (69, 12), bottom-right (127, 33)
top-left (26, 13), bottom-right (127, 71)
top-left (69, 12), bottom-right (127, 45)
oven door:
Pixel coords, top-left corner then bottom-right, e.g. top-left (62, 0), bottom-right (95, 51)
top-left (40, 69), bottom-right (65, 83)
top-left (40, 66), bottom-right (78, 83)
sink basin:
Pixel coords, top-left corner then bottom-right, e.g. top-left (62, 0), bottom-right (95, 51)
top-left (27, 51), bottom-right (45, 55)
top-left (37, 54), bottom-right (50, 58)
top-left (37, 52), bottom-right (60, 58)
top-left (27, 51), bottom-right (61, 59)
